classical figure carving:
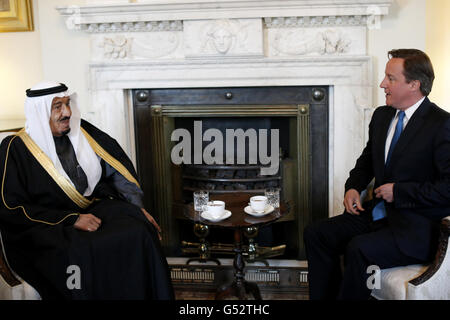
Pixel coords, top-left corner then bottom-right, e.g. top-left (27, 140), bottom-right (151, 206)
top-left (271, 29), bottom-right (351, 56)
top-left (200, 19), bottom-right (248, 55)
top-left (322, 30), bottom-right (351, 54)
top-left (100, 35), bottom-right (132, 59)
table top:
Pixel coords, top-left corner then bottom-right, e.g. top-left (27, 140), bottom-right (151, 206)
top-left (184, 192), bottom-right (288, 228)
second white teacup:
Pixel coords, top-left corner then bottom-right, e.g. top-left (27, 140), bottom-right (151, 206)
top-left (249, 196), bottom-right (268, 213)
top-left (204, 200), bottom-right (226, 218)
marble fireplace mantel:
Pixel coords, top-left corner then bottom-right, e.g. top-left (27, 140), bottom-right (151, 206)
top-left (57, 0), bottom-right (392, 216)
top-left (57, 0), bottom-right (391, 29)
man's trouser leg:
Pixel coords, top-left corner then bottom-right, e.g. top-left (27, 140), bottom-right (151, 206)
top-left (338, 227), bottom-right (425, 300)
top-left (303, 212), bottom-right (372, 300)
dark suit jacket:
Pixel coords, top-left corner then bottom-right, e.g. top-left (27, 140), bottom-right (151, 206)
top-left (345, 98), bottom-right (450, 261)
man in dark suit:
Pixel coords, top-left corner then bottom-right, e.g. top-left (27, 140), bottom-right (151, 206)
top-left (303, 49), bottom-right (450, 300)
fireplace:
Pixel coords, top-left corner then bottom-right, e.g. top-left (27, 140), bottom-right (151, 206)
top-left (57, 3), bottom-right (392, 288)
top-left (132, 86), bottom-right (328, 259)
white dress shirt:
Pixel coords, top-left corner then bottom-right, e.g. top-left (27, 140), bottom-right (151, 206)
top-left (384, 97), bottom-right (426, 163)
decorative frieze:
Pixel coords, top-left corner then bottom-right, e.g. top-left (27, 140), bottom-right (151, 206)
top-left (83, 20), bottom-right (183, 33)
top-left (76, 15), bottom-right (372, 34)
top-left (264, 15), bottom-right (369, 28)
top-left (57, 0), bottom-right (391, 33)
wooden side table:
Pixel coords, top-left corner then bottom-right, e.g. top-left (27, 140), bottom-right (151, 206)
top-left (184, 194), bottom-right (287, 300)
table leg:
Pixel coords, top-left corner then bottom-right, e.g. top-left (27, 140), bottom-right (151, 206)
top-left (215, 228), bottom-right (262, 300)
top-left (243, 226), bottom-right (269, 266)
top-left (186, 223), bottom-right (221, 265)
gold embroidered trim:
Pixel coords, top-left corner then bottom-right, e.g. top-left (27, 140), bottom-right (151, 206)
top-left (15, 130), bottom-right (93, 209)
top-left (1, 134), bottom-right (80, 225)
top-left (81, 127), bottom-right (140, 188)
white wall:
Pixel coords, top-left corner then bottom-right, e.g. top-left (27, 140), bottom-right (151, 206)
top-left (37, 0), bottom-right (90, 116)
top-left (426, 0), bottom-right (450, 111)
top-left (368, 0), bottom-right (426, 108)
top-left (0, 0), bottom-right (88, 124)
top-left (0, 0), bottom-right (43, 121)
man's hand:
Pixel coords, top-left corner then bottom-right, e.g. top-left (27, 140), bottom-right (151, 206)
top-left (141, 208), bottom-right (162, 241)
top-left (374, 183), bottom-right (395, 203)
top-left (74, 213), bottom-right (102, 232)
top-left (343, 189), bottom-right (365, 215)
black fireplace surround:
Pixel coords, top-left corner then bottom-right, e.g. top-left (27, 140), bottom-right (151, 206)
top-left (132, 86), bottom-right (329, 260)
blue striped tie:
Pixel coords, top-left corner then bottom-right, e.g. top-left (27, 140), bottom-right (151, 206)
top-left (372, 111), bottom-right (405, 221)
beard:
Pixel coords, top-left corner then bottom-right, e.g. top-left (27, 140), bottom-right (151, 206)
top-left (59, 116), bottom-right (71, 136)
top-left (61, 128), bottom-right (71, 136)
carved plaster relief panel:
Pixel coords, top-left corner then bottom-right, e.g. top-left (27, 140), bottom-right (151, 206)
top-left (184, 19), bottom-right (263, 58)
top-left (91, 31), bottom-right (184, 60)
top-left (267, 27), bottom-right (365, 57)
top-left (94, 35), bottom-right (132, 59)
top-left (131, 32), bottom-right (183, 59)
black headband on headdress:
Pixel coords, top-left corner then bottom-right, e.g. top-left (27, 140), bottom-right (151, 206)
top-left (26, 83), bottom-right (68, 97)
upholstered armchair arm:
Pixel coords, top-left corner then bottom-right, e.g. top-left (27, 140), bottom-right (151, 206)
top-left (0, 234), bottom-right (21, 287)
top-left (409, 216), bottom-right (450, 286)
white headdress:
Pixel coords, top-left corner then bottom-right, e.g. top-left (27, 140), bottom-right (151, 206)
top-left (24, 81), bottom-right (101, 197)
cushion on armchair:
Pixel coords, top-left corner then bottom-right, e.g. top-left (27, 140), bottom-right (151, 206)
top-left (371, 264), bottom-right (428, 300)
top-left (372, 216), bottom-right (450, 300)
top-left (0, 275), bottom-right (41, 300)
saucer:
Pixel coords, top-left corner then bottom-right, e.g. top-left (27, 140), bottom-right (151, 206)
top-left (244, 205), bottom-right (274, 217)
top-left (201, 210), bottom-right (232, 222)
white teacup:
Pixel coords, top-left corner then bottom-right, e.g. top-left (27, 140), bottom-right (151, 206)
top-left (204, 200), bottom-right (226, 218)
top-left (249, 196), bottom-right (268, 213)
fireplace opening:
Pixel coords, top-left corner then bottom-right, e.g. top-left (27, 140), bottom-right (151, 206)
top-left (175, 116), bottom-right (289, 193)
top-left (182, 163), bottom-right (281, 193)
top-left (133, 86), bottom-right (329, 260)
top-left (173, 116), bottom-right (289, 258)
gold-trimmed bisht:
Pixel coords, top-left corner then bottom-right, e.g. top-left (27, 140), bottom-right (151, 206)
top-left (1, 132), bottom-right (80, 225)
top-left (1, 128), bottom-right (141, 225)
top-left (80, 127), bottom-right (140, 188)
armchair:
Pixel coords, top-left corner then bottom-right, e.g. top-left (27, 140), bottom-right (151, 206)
top-left (0, 232), bottom-right (40, 299)
top-left (371, 216), bottom-right (450, 300)
top-left (358, 181), bottom-right (450, 300)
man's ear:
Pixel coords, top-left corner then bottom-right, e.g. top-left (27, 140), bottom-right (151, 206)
top-left (409, 79), bottom-right (421, 92)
